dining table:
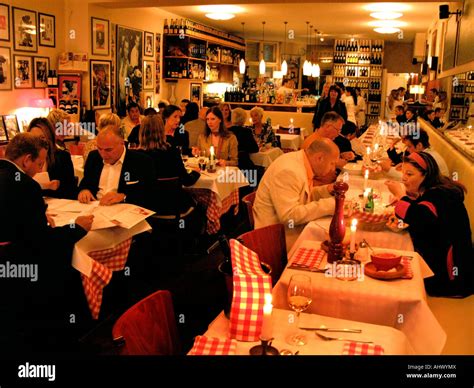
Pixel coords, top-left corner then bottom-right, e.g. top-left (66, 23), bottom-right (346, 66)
top-left (249, 147), bottom-right (284, 168)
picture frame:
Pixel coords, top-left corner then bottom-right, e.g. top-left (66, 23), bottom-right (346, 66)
top-left (33, 56), bottom-right (49, 88)
top-left (143, 91), bottom-right (154, 109)
top-left (0, 3), bottom-right (10, 42)
top-left (143, 60), bottom-right (154, 90)
top-left (2, 114), bottom-right (20, 140)
top-left (90, 59), bottom-right (111, 110)
top-left (13, 54), bottom-right (33, 89)
top-left (38, 13), bottom-right (55, 47)
top-left (91, 17), bottom-right (109, 56)
top-left (0, 46), bottom-right (12, 90)
top-left (190, 82), bottom-right (202, 106)
top-left (12, 7), bottom-right (37, 52)
top-left (144, 31), bottom-right (154, 57)
top-left (58, 73), bottom-right (82, 101)
top-left (0, 116), bottom-right (7, 142)
top-left (116, 25), bottom-right (143, 116)
top-left (155, 32), bottom-right (161, 95)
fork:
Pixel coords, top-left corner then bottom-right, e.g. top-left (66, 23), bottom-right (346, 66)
top-left (315, 332), bottom-right (374, 344)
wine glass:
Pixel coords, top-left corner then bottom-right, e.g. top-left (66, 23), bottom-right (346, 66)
top-left (286, 274), bottom-right (312, 346)
top-left (192, 147), bottom-right (200, 159)
top-left (198, 150), bottom-right (208, 171)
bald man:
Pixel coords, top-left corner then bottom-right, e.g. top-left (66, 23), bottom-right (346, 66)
top-left (253, 137), bottom-right (339, 249)
top-left (78, 126), bottom-right (155, 208)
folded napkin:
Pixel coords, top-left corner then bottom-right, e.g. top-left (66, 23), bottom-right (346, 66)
top-left (342, 341), bottom-right (384, 355)
top-left (401, 256), bottom-right (413, 279)
top-left (188, 336), bottom-right (237, 355)
top-left (291, 248), bottom-right (325, 269)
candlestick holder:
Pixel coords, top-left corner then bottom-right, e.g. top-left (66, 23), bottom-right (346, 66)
top-left (249, 338), bottom-right (279, 356)
top-left (208, 159), bottom-right (217, 173)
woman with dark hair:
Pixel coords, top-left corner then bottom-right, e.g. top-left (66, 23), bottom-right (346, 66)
top-left (197, 106), bottom-right (238, 166)
top-left (27, 117), bottom-right (77, 199)
top-left (162, 104), bottom-right (190, 155)
top-left (385, 152), bottom-right (473, 297)
top-left (181, 102), bottom-right (199, 126)
top-left (219, 103), bottom-right (232, 129)
top-left (312, 84), bottom-right (348, 129)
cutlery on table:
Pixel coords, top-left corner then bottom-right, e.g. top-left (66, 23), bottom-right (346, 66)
top-left (299, 326), bottom-right (362, 333)
top-left (315, 332), bottom-right (373, 343)
top-left (287, 264), bottom-right (328, 273)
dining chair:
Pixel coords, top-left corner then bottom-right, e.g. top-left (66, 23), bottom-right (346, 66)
top-left (242, 190), bottom-right (256, 229)
top-left (277, 126), bottom-right (301, 135)
top-left (112, 290), bottom-right (181, 355)
top-left (237, 223), bottom-right (288, 286)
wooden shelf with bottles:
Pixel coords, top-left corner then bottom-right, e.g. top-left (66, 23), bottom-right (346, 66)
top-left (163, 18), bottom-right (245, 82)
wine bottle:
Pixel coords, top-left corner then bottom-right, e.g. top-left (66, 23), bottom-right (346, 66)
top-left (164, 19), bottom-right (169, 34)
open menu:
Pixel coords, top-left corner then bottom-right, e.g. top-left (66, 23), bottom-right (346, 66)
top-left (45, 198), bottom-right (155, 230)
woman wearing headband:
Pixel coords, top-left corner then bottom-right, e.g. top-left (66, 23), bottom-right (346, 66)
top-left (385, 152), bottom-right (473, 297)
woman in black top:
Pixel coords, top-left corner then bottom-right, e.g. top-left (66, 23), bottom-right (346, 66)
top-left (27, 117), bottom-right (77, 199)
top-left (137, 114), bottom-right (199, 216)
top-left (312, 85), bottom-right (348, 129)
top-left (162, 105), bottom-right (190, 156)
top-left (228, 107), bottom-right (259, 170)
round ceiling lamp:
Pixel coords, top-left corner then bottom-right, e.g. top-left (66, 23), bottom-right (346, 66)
top-left (364, 3), bottom-right (408, 12)
top-left (374, 27), bottom-right (401, 34)
top-left (369, 20), bottom-right (405, 28)
top-left (205, 13), bottom-right (235, 20)
top-left (370, 12), bottom-right (403, 19)
top-left (200, 5), bottom-right (242, 20)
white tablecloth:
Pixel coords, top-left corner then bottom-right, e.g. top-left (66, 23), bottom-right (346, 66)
top-left (274, 240), bottom-right (446, 354)
top-left (278, 133), bottom-right (303, 150)
top-left (250, 147), bottom-right (284, 168)
top-left (201, 308), bottom-right (414, 355)
top-left (71, 155), bottom-right (84, 181)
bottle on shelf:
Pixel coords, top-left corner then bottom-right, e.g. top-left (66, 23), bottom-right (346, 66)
top-left (164, 19), bottom-right (169, 34)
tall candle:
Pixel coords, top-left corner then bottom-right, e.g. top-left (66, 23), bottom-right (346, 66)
top-left (260, 294), bottom-right (273, 340)
top-left (209, 146), bottom-right (215, 162)
top-left (363, 169), bottom-right (369, 190)
top-left (350, 219), bottom-right (358, 253)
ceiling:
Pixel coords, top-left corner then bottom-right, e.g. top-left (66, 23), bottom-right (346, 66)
top-left (91, 1), bottom-right (444, 44)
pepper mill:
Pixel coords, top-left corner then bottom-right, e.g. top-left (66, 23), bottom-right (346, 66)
top-left (328, 181), bottom-right (349, 263)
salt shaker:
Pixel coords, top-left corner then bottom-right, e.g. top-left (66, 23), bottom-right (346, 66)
top-left (356, 240), bottom-right (370, 263)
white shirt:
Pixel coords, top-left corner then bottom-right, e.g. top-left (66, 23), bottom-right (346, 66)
top-left (344, 95), bottom-right (357, 125)
top-left (97, 147), bottom-right (126, 199)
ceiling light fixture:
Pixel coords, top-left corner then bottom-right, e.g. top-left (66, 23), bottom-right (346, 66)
top-left (364, 3), bottom-right (408, 12)
top-left (370, 11), bottom-right (403, 19)
top-left (374, 27), bottom-right (401, 34)
top-left (303, 22), bottom-right (312, 76)
top-left (200, 5), bottom-right (242, 20)
top-left (259, 21), bottom-right (266, 75)
top-left (312, 28), bottom-right (320, 78)
top-left (281, 21), bottom-right (288, 76)
top-left (369, 20), bottom-right (405, 28)
top-left (205, 13), bottom-right (235, 20)
top-left (240, 22), bottom-right (246, 74)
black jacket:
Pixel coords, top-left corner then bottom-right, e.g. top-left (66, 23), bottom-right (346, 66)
top-left (229, 125), bottom-right (259, 170)
top-left (312, 98), bottom-right (348, 129)
top-left (167, 126), bottom-right (190, 156)
top-left (78, 149), bottom-right (155, 209)
top-left (43, 148), bottom-right (77, 199)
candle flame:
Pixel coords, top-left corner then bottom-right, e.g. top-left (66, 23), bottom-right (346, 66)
top-left (351, 218), bottom-right (358, 227)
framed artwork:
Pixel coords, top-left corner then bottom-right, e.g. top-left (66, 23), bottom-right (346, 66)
top-left (144, 31), bottom-right (154, 57)
top-left (12, 7), bottom-right (37, 52)
top-left (2, 114), bottom-right (20, 140)
top-left (155, 33), bottom-right (161, 95)
top-left (143, 60), bottom-right (154, 90)
top-left (0, 116), bottom-right (7, 142)
top-left (33, 56), bottom-right (49, 88)
top-left (38, 13), bottom-right (55, 47)
top-left (116, 25), bottom-right (143, 116)
top-left (190, 82), bottom-right (202, 106)
top-left (59, 73), bottom-right (82, 101)
top-left (0, 46), bottom-right (12, 90)
top-left (13, 55), bottom-right (33, 89)
top-left (0, 3), bottom-right (10, 42)
top-left (90, 59), bottom-right (111, 110)
top-left (143, 91), bottom-right (154, 109)
top-left (91, 17), bottom-right (109, 56)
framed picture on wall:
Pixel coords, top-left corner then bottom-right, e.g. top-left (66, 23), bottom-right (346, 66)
top-left (190, 82), bottom-right (202, 106)
top-left (0, 46), bottom-right (12, 90)
top-left (2, 114), bottom-right (20, 140)
top-left (144, 31), bottom-right (154, 57)
top-left (90, 59), bottom-right (111, 110)
top-left (59, 73), bottom-right (82, 101)
top-left (155, 32), bottom-right (161, 95)
top-left (143, 91), bottom-right (154, 109)
top-left (38, 13), bottom-right (55, 48)
top-left (12, 7), bottom-right (37, 52)
top-left (0, 3), bottom-right (10, 42)
top-left (91, 17), bottom-right (109, 56)
top-left (0, 116), bottom-right (7, 142)
top-left (13, 54), bottom-right (33, 89)
top-left (33, 56), bottom-right (49, 88)
top-left (143, 60), bottom-right (154, 90)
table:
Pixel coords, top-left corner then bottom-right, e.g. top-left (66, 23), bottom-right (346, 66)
top-left (198, 308), bottom-right (415, 355)
top-left (278, 133), bottom-right (304, 151)
top-left (250, 147), bottom-right (284, 168)
top-left (274, 240), bottom-right (446, 354)
top-left (71, 155), bottom-right (84, 182)
top-left (444, 129), bottom-right (474, 157)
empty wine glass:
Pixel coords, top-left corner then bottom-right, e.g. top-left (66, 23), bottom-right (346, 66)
top-left (192, 147), bottom-right (200, 159)
top-left (287, 274), bottom-right (312, 346)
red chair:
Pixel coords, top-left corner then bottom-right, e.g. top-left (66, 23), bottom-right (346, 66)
top-left (237, 224), bottom-right (287, 286)
top-left (112, 290), bottom-right (181, 355)
top-left (242, 190), bottom-right (256, 229)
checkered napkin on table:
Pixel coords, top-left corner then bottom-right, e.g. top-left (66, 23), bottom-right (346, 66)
top-left (81, 238), bottom-right (132, 319)
top-left (188, 336), bottom-right (237, 355)
top-left (228, 239), bottom-right (272, 342)
top-left (290, 248), bottom-right (325, 269)
top-left (342, 341), bottom-right (384, 355)
top-left (352, 210), bottom-right (389, 223)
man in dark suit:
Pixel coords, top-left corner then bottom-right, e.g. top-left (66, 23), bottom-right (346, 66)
top-left (0, 133), bottom-right (93, 354)
top-left (78, 126), bottom-right (155, 208)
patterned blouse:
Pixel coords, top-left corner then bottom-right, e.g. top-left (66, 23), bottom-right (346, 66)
top-left (251, 123), bottom-right (278, 147)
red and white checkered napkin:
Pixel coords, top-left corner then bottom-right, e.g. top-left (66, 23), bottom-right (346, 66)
top-left (352, 210), bottom-right (389, 223)
top-left (188, 336), bottom-right (237, 355)
top-left (291, 248), bottom-right (325, 269)
top-left (81, 238), bottom-right (132, 319)
top-left (342, 341), bottom-right (384, 355)
top-left (228, 239), bottom-right (272, 342)
top-left (401, 256), bottom-right (413, 279)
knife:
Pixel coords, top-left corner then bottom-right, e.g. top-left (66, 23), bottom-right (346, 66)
top-left (288, 264), bottom-right (328, 273)
top-left (299, 327), bottom-right (362, 333)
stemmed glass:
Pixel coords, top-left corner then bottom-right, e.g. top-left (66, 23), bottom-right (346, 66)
top-left (192, 147), bottom-right (200, 159)
top-left (287, 274), bottom-right (312, 346)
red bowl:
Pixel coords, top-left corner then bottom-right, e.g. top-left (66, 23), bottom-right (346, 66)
top-left (370, 252), bottom-right (401, 271)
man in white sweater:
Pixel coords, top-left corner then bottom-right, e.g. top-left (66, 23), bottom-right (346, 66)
top-left (253, 137), bottom-right (339, 250)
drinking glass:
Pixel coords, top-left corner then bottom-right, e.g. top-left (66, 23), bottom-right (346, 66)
top-left (198, 150), bottom-right (208, 171)
top-left (286, 274), bottom-right (312, 346)
top-left (192, 147), bottom-right (200, 159)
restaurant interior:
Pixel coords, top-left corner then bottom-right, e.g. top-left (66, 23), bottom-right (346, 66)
top-left (0, 0), bottom-right (473, 371)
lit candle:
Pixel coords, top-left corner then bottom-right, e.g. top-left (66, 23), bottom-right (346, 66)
top-left (350, 219), bottom-right (358, 253)
top-left (260, 294), bottom-right (273, 340)
top-left (209, 146), bottom-right (215, 162)
top-left (374, 143), bottom-right (379, 153)
top-left (366, 146), bottom-right (371, 157)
